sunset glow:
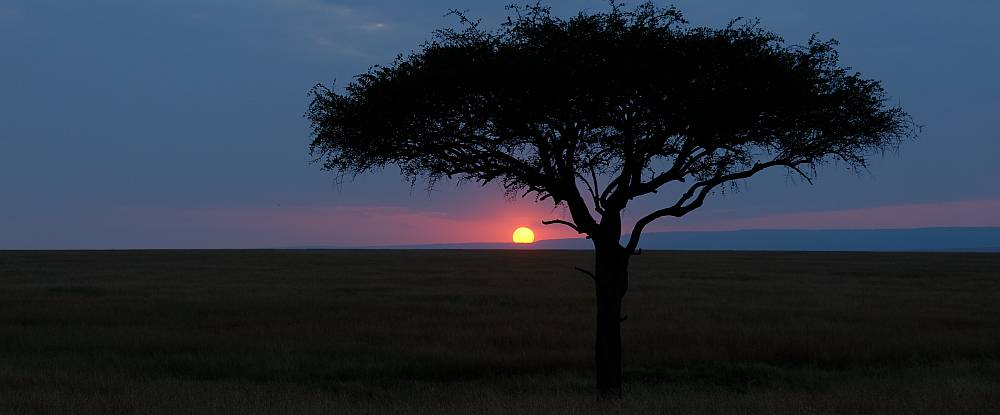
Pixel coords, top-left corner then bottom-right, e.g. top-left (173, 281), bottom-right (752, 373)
top-left (512, 227), bottom-right (535, 244)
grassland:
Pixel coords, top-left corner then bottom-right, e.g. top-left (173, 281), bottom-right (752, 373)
top-left (0, 250), bottom-right (998, 414)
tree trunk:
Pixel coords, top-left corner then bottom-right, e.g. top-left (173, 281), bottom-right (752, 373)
top-left (593, 244), bottom-right (628, 397)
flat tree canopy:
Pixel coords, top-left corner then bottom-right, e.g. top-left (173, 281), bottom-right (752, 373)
top-left (306, 3), bottom-right (916, 395)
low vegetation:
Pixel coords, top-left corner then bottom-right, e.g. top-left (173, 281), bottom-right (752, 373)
top-left (1, 250), bottom-right (998, 414)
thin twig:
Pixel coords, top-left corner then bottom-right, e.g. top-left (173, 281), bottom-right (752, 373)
top-left (542, 219), bottom-right (583, 234)
top-left (574, 267), bottom-right (597, 280)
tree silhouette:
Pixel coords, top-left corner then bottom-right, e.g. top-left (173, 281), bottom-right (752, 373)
top-left (306, 3), bottom-right (916, 396)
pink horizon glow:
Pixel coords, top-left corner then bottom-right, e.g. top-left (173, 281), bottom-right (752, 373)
top-left (101, 199), bottom-right (1000, 249)
top-left (120, 203), bottom-right (582, 248)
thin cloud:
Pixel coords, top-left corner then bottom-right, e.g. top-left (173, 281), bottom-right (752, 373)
top-left (262, 0), bottom-right (394, 57)
top-left (269, 0), bottom-right (353, 16)
top-left (651, 200), bottom-right (1000, 232)
top-left (0, 7), bottom-right (19, 19)
top-left (361, 22), bottom-right (388, 32)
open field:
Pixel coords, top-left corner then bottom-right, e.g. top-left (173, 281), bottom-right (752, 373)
top-left (1, 250), bottom-right (999, 414)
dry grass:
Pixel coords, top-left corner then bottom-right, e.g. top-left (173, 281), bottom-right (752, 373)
top-left (0, 250), bottom-right (998, 414)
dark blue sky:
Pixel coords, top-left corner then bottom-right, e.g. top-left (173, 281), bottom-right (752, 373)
top-left (1, 0), bottom-right (998, 248)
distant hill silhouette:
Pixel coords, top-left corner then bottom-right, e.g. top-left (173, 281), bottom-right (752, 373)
top-left (309, 227), bottom-right (1000, 252)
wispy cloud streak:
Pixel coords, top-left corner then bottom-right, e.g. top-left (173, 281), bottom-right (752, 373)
top-left (653, 200), bottom-right (1000, 232)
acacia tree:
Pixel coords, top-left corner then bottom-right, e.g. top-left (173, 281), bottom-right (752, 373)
top-left (307, 3), bottom-right (915, 396)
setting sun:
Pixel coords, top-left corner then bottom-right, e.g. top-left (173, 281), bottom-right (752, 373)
top-left (512, 227), bottom-right (535, 244)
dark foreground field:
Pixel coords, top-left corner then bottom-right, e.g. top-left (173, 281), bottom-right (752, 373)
top-left (1, 250), bottom-right (998, 414)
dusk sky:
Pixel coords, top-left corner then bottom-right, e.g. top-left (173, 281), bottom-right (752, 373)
top-left (1, 0), bottom-right (998, 249)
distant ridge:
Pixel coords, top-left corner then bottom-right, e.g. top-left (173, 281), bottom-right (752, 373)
top-left (612, 227), bottom-right (1000, 252)
top-left (309, 227), bottom-right (1000, 252)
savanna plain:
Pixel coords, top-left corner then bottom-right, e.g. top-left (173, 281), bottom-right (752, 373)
top-left (1, 250), bottom-right (998, 414)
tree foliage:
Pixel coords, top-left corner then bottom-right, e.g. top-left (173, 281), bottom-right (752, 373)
top-left (307, 2), bottom-right (916, 247)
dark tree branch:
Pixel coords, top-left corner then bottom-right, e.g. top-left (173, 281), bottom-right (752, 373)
top-left (599, 175), bottom-right (626, 207)
top-left (788, 164), bottom-right (815, 185)
top-left (604, 129), bottom-right (637, 212)
top-left (542, 219), bottom-right (583, 234)
top-left (630, 141), bottom-right (703, 198)
top-left (576, 172), bottom-right (603, 215)
top-left (590, 166), bottom-right (605, 214)
top-left (624, 159), bottom-right (796, 253)
top-left (559, 179), bottom-right (601, 235)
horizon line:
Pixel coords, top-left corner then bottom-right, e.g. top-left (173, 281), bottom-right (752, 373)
top-left (3, 226), bottom-right (999, 251)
